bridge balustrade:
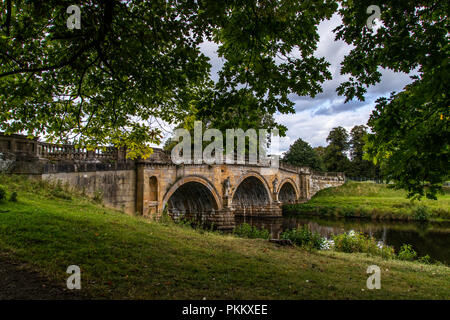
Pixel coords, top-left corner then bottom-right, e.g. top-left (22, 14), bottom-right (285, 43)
top-left (0, 133), bottom-right (126, 162)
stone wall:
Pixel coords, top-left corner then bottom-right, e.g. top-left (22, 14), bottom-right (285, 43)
top-left (42, 169), bottom-right (137, 214)
top-left (0, 151), bottom-right (15, 173)
top-left (308, 172), bottom-right (345, 198)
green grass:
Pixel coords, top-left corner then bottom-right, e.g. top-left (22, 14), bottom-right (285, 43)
top-left (284, 182), bottom-right (450, 221)
top-left (0, 175), bottom-right (449, 299)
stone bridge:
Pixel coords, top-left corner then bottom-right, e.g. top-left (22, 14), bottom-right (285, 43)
top-left (0, 133), bottom-right (345, 229)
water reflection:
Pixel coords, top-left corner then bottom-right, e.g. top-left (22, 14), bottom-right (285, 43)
top-left (236, 215), bottom-right (450, 264)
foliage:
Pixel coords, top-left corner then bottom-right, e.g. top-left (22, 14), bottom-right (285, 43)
top-left (322, 126), bottom-right (350, 172)
top-left (280, 225), bottom-right (326, 250)
top-left (50, 189), bottom-right (72, 201)
top-left (92, 190), bottom-right (103, 204)
top-left (398, 244), bottom-right (417, 261)
top-left (0, 0), bottom-right (337, 157)
top-left (0, 185), bottom-right (6, 201)
top-left (413, 205), bottom-right (430, 221)
top-left (332, 230), bottom-right (395, 259)
top-left (309, 125), bottom-right (380, 177)
top-left (9, 191), bottom-right (17, 202)
top-left (158, 205), bottom-right (173, 225)
top-left (349, 125), bottom-right (366, 161)
top-left (49, 181), bottom-right (72, 200)
top-left (364, 82), bottom-right (449, 200)
top-left (314, 146), bottom-right (326, 159)
top-left (347, 125), bottom-right (379, 178)
top-left (283, 138), bottom-right (324, 171)
top-left (418, 255), bottom-right (431, 265)
top-left (336, 1), bottom-right (449, 199)
top-left (233, 223), bottom-right (269, 240)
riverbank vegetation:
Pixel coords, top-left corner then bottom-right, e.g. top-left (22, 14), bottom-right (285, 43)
top-left (0, 175), bottom-right (449, 299)
top-left (233, 223), bottom-right (270, 239)
top-left (284, 182), bottom-right (450, 221)
top-left (276, 226), bottom-right (433, 263)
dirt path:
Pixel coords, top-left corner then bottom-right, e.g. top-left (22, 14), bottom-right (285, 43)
top-left (0, 252), bottom-right (87, 300)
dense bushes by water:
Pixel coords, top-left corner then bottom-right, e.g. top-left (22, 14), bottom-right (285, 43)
top-left (397, 244), bottom-right (418, 261)
top-left (280, 225), bottom-right (330, 250)
top-left (279, 225), bottom-right (439, 263)
top-left (233, 223), bottom-right (270, 239)
top-left (332, 230), bottom-right (395, 259)
top-left (280, 227), bottom-right (394, 258)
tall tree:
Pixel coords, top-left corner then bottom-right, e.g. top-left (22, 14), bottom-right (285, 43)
top-left (314, 146), bottom-right (326, 160)
top-left (323, 126), bottom-right (350, 172)
top-left (336, 1), bottom-right (449, 199)
top-left (0, 0), bottom-right (337, 157)
top-left (348, 125), bottom-right (378, 178)
top-left (283, 138), bottom-right (324, 171)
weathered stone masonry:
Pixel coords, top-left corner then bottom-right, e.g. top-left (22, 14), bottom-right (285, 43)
top-left (0, 133), bottom-right (345, 229)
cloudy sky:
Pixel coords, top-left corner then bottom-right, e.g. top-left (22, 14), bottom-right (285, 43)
top-left (161, 13), bottom-right (414, 153)
top-left (271, 14), bottom-right (414, 152)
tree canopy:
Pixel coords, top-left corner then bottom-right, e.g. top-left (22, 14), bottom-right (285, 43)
top-left (347, 125), bottom-right (378, 178)
top-left (0, 0), bottom-right (336, 157)
top-left (1, 1), bottom-right (447, 198)
top-left (282, 138), bottom-right (324, 171)
top-left (335, 1), bottom-right (449, 199)
top-left (322, 126), bottom-right (350, 173)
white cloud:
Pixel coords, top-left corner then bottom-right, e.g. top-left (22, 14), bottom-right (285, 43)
top-left (276, 104), bottom-right (374, 151)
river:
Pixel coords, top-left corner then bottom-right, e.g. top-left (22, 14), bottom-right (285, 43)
top-left (236, 215), bottom-right (450, 265)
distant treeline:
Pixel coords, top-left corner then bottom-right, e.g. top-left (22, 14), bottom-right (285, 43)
top-left (283, 125), bottom-right (380, 179)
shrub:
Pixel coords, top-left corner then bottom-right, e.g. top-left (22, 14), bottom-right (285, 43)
top-left (158, 206), bottom-right (173, 224)
top-left (398, 244), bottom-right (417, 261)
top-left (0, 186), bottom-right (6, 201)
top-left (413, 205), bottom-right (430, 221)
top-left (280, 225), bottom-right (326, 250)
top-left (234, 223), bottom-right (270, 239)
top-left (333, 230), bottom-right (395, 259)
top-left (50, 188), bottom-right (72, 200)
top-left (418, 254), bottom-right (431, 265)
top-left (176, 217), bottom-right (195, 228)
top-left (379, 244), bottom-right (396, 260)
top-left (9, 191), bottom-right (18, 202)
top-left (175, 216), bottom-right (208, 230)
top-left (45, 180), bottom-right (72, 200)
top-left (93, 190), bottom-right (103, 204)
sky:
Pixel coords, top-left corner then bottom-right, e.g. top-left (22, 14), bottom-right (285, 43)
top-left (160, 13), bottom-right (414, 153)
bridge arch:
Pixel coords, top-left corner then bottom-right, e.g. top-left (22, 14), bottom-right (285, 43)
top-left (277, 178), bottom-right (299, 203)
top-left (161, 176), bottom-right (222, 220)
top-left (231, 171), bottom-right (273, 206)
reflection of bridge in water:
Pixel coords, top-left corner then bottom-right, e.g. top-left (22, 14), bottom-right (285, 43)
top-left (0, 133), bottom-right (344, 229)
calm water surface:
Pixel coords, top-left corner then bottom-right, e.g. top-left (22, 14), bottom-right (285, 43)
top-left (236, 215), bottom-right (450, 264)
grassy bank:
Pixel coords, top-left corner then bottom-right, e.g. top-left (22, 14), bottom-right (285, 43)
top-left (284, 182), bottom-right (450, 221)
top-left (0, 175), bottom-right (449, 299)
